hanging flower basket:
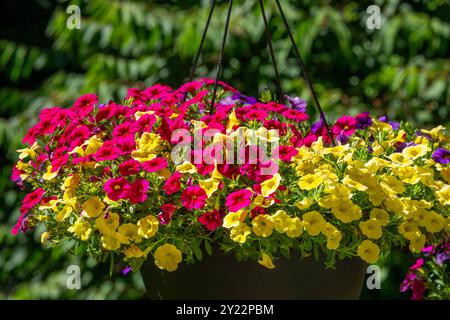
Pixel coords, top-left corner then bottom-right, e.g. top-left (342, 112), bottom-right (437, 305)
top-left (11, 79), bottom-right (450, 299)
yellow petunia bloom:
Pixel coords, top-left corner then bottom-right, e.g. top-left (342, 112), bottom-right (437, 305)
top-left (137, 215), bottom-right (159, 238)
top-left (409, 234), bottom-right (426, 254)
top-left (285, 217), bottom-right (303, 238)
top-left (85, 136), bottom-right (103, 155)
top-left (298, 173), bottom-right (324, 190)
top-left (384, 196), bottom-right (404, 214)
top-left (176, 161), bottom-right (197, 174)
top-left (68, 218), bottom-right (92, 241)
top-left (423, 212), bottom-right (444, 233)
top-left (199, 178), bottom-right (220, 198)
top-left (62, 173), bottom-right (80, 191)
top-left (394, 166), bottom-right (420, 184)
top-left (402, 144), bottom-right (428, 160)
top-left (295, 198), bottom-right (313, 210)
top-left (226, 109), bottom-right (240, 132)
top-left (131, 149), bottom-right (157, 163)
top-left (223, 210), bottom-right (247, 228)
top-left (252, 215), bottom-right (274, 238)
top-left (260, 173), bottom-right (281, 197)
top-left (269, 210), bottom-right (291, 233)
top-left (398, 221), bottom-right (421, 240)
top-left (302, 211), bottom-right (326, 236)
top-left (322, 223), bottom-right (342, 250)
top-left (154, 244), bottom-right (183, 272)
top-left (230, 223), bottom-right (251, 243)
top-left (436, 185), bottom-right (450, 205)
top-left (256, 127), bottom-right (279, 142)
top-left (56, 205), bottom-right (73, 222)
top-left (138, 132), bottom-right (161, 152)
top-left (359, 219), bottom-right (383, 239)
top-left (357, 240), bottom-right (380, 264)
top-left (118, 223), bottom-right (143, 244)
top-left (331, 200), bottom-right (362, 223)
top-left (370, 208), bottom-right (389, 226)
top-left (41, 231), bottom-right (50, 245)
top-left (124, 244), bottom-right (145, 259)
top-left (380, 176), bottom-right (405, 195)
top-left (258, 253), bottom-right (275, 269)
top-left (17, 141), bottom-right (39, 160)
top-left (440, 167), bottom-right (450, 184)
top-left (95, 212), bottom-right (120, 234)
top-left (81, 196), bottom-right (105, 218)
top-left (43, 165), bottom-right (59, 181)
top-left (101, 232), bottom-right (126, 251)
top-left (389, 153), bottom-right (413, 165)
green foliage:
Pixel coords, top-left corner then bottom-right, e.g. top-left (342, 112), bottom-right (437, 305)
top-left (0, 0), bottom-right (449, 299)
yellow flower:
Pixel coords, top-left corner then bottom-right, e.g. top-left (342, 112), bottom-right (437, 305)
top-left (260, 173), bottom-right (281, 197)
top-left (302, 211), bottom-right (326, 236)
top-left (298, 173), bottom-right (324, 190)
top-left (131, 149), bottom-right (157, 163)
top-left (68, 218), bottom-right (92, 241)
top-left (176, 161), bottom-right (197, 174)
top-left (81, 196), bottom-right (105, 218)
top-left (409, 234), bottom-right (426, 254)
top-left (380, 176), bottom-right (405, 195)
top-left (342, 176), bottom-right (368, 192)
top-left (138, 132), bottom-right (161, 152)
top-left (398, 221), bottom-right (421, 240)
top-left (226, 109), bottom-right (240, 132)
top-left (41, 231), bottom-right (50, 245)
top-left (331, 200), bottom-right (362, 223)
top-left (440, 167), bottom-right (450, 184)
top-left (256, 127), bottom-right (279, 142)
top-left (322, 224), bottom-right (342, 250)
top-left (285, 217), bottom-right (303, 238)
top-left (134, 110), bottom-right (155, 120)
top-left (43, 165), bottom-right (58, 180)
top-left (423, 212), bottom-right (444, 233)
top-left (319, 183), bottom-right (351, 208)
top-left (357, 240), bottom-right (380, 264)
top-left (118, 223), bottom-right (142, 244)
top-left (252, 215), bottom-right (274, 238)
top-left (402, 144), bottom-right (428, 160)
top-left (295, 198), bottom-right (313, 210)
top-left (359, 220), bottom-right (382, 239)
top-left (384, 196), bottom-right (404, 214)
top-left (436, 185), bottom-right (450, 205)
top-left (85, 136), bottom-right (103, 155)
top-left (154, 244), bottom-right (183, 272)
top-left (101, 232), bottom-right (126, 251)
top-left (124, 244), bottom-right (145, 259)
top-left (230, 223), bottom-right (251, 243)
top-left (258, 253), bottom-right (275, 269)
top-left (368, 190), bottom-right (387, 207)
top-left (199, 178), bottom-right (220, 197)
top-left (323, 145), bottom-right (349, 157)
top-left (137, 215), bottom-right (159, 238)
top-left (269, 210), bottom-right (291, 233)
top-left (56, 205), bottom-right (73, 222)
top-left (95, 212), bottom-right (120, 234)
top-left (389, 153), bottom-right (413, 165)
top-left (223, 210), bottom-right (247, 228)
top-left (394, 166), bottom-right (420, 184)
top-left (17, 142), bottom-right (39, 160)
top-left (62, 173), bottom-right (80, 191)
top-left (370, 208), bottom-right (389, 226)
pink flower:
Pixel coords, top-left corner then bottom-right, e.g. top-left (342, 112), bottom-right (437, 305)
top-left (226, 189), bottom-right (252, 212)
top-left (104, 177), bottom-right (128, 201)
top-left (180, 186), bottom-right (207, 210)
top-left (163, 172), bottom-right (182, 195)
top-left (22, 188), bottom-right (45, 210)
top-left (112, 122), bottom-right (137, 139)
top-left (94, 142), bottom-right (121, 161)
top-left (198, 209), bottom-right (223, 231)
top-left (275, 145), bottom-right (298, 162)
top-left (409, 258), bottom-right (424, 271)
top-left (72, 93), bottom-right (98, 109)
top-left (332, 115), bottom-right (356, 137)
top-left (142, 158), bottom-right (168, 173)
top-left (158, 203), bottom-right (177, 225)
top-left (126, 179), bottom-right (149, 204)
top-left (118, 159), bottom-right (141, 176)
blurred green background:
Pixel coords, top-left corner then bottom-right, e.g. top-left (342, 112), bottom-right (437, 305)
top-left (0, 0), bottom-right (448, 299)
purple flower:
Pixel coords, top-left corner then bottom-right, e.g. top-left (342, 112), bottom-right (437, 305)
top-left (378, 116), bottom-right (400, 130)
top-left (435, 252), bottom-right (449, 266)
top-left (395, 142), bottom-right (416, 153)
top-left (231, 92), bottom-right (258, 105)
top-left (355, 112), bottom-right (372, 129)
top-left (284, 95), bottom-right (307, 112)
top-left (432, 148), bottom-right (450, 165)
top-left (337, 131), bottom-right (349, 144)
top-left (311, 118), bottom-right (325, 135)
top-left (122, 265), bottom-right (132, 275)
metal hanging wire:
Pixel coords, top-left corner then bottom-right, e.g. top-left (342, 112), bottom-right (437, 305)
top-left (186, 0), bottom-right (336, 145)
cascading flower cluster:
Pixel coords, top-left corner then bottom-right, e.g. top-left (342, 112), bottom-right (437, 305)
top-left (11, 79), bottom-right (450, 273)
top-left (400, 237), bottom-right (449, 300)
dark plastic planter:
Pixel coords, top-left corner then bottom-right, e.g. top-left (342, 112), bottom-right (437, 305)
top-left (140, 249), bottom-right (367, 300)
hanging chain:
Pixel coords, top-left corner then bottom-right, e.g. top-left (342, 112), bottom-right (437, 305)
top-left (209, 0), bottom-right (233, 116)
top-left (259, 0), bottom-right (284, 104)
top-left (274, 0), bottom-right (336, 146)
top-left (184, 0), bottom-right (217, 102)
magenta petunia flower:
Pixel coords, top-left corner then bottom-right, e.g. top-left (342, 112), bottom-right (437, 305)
top-left (432, 148), bottom-right (450, 165)
top-left (275, 145), bottom-right (298, 162)
top-left (118, 159), bottom-right (141, 176)
top-left (142, 158), bottom-right (168, 173)
top-left (125, 179), bottom-right (149, 204)
top-left (226, 189), bottom-right (253, 212)
top-left (180, 186), bottom-right (207, 210)
top-left (94, 142), bottom-right (121, 161)
top-left (332, 115), bottom-right (357, 137)
top-left (158, 203), bottom-right (177, 225)
top-left (198, 209), bottom-right (223, 231)
top-left (163, 172), bottom-right (182, 195)
top-left (104, 177), bottom-right (129, 201)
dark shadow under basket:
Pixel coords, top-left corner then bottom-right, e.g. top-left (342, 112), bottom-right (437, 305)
top-left (140, 249), bottom-right (367, 300)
